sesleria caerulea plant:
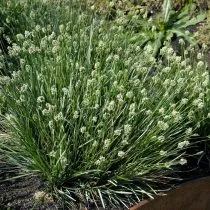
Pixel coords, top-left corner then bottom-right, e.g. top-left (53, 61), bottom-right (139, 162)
top-left (0, 1), bottom-right (210, 209)
top-left (0, 0), bottom-right (86, 76)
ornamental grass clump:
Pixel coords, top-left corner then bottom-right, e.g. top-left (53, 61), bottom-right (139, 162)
top-left (0, 3), bottom-right (210, 209)
top-left (0, 0), bottom-right (83, 75)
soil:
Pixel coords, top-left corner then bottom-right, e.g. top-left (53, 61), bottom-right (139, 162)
top-left (0, 164), bottom-right (60, 210)
top-left (0, 164), bottom-right (125, 210)
top-left (173, 137), bottom-right (210, 182)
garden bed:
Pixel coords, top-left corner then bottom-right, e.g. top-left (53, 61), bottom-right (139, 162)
top-left (0, 0), bottom-right (210, 209)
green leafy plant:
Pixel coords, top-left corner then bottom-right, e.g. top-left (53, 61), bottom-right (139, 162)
top-left (113, 0), bottom-right (206, 57)
top-left (151, 0), bottom-right (206, 56)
